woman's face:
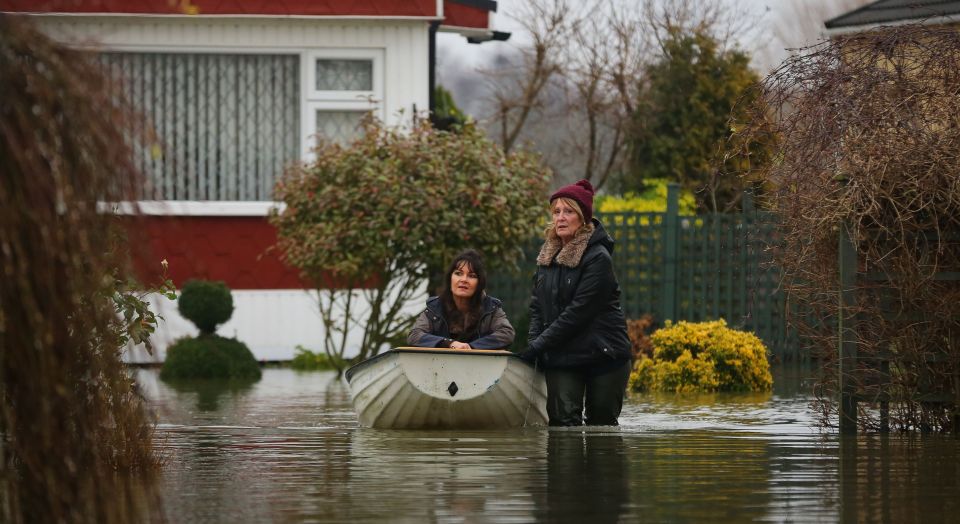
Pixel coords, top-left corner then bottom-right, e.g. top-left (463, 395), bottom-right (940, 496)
top-left (552, 199), bottom-right (583, 243)
top-left (450, 261), bottom-right (479, 300)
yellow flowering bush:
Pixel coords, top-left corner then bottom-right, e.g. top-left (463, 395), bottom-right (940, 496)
top-left (629, 319), bottom-right (773, 393)
top-left (595, 178), bottom-right (697, 215)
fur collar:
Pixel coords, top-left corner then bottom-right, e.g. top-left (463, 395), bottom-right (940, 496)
top-left (536, 222), bottom-right (595, 268)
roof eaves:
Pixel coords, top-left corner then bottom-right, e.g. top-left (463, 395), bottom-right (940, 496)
top-left (447, 0), bottom-right (497, 12)
top-left (824, 13), bottom-right (960, 36)
top-left (824, 0), bottom-right (885, 29)
top-left (825, 0), bottom-right (960, 29)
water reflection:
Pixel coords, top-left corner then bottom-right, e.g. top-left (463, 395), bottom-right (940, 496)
top-left (163, 379), bottom-right (257, 411)
top-left (840, 435), bottom-right (960, 522)
top-left (536, 431), bottom-right (629, 523)
top-left (626, 431), bottom-right (779, 522)
top-left (347, 429), bottom-right (546, 522)
top-left (135, 368), bottom-right (960, 523)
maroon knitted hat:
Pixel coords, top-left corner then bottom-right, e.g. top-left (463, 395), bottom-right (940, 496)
top-left (550, 179), bottom-right (595, 223)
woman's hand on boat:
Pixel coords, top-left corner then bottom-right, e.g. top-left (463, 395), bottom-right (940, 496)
top-left (449, 341), bottom-right (472, 349)
top-left (516, 347), bottom-right (540, 363)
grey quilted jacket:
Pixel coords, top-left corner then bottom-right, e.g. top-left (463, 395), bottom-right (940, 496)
top-left (407, 295), bottom-right (515, 349)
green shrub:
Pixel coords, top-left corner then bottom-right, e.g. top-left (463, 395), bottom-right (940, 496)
top-left (432, 84), bottom-right (467, 131)
top-left (160, 335), bottom-right (261, 381)
top-left (271, 117), bottom-right (550, 372)
top-left (289, 346), bottom-right (345, 371)
top-left (629, 319), bottom-right (772, 393)
top-left (178, 279), bottom-right (234, 335)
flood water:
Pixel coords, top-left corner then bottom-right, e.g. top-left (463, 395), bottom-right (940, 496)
top-left (137, 366), bottom-right (960, 523)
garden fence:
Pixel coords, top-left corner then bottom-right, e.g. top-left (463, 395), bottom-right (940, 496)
top-left (488, 184), bottom-right (799, 361)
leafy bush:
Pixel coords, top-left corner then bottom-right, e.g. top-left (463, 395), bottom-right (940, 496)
top-left (629, 319), bottom-right (772, 393)
top-left (178, 279), bottom-right (234, 335)
top-left (290, 346), bottom-right (346, 371)
top-left (272, 117), bottom-right (550, 373)
top-left (160, 335), bottom-right (261, 381)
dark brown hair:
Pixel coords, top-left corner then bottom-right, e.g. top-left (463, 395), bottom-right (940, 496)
top-left (440, 249), bottom-right (487, 319)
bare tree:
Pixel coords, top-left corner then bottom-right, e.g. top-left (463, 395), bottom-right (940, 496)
top-left (642, 0), bottom-right (753, 52)
top-left (481, 0), bottom-right (757, 191)
top-left (487, 0), bottom-right (577, 155)
top-left (559, 2), bottom-right (644, 190)
top-left (738, 24), bottom-right (960, 432)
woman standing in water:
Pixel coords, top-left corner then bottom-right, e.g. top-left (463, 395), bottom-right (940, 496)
top-left (524, 180), bottom-right (632, 426)
top-left (408, 249), bottom-right (515, 350)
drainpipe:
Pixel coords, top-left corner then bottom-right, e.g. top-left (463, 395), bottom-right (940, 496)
top-left (428, 20), bottom-right (440, 114)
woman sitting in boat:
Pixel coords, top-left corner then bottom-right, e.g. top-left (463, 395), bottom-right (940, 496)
top-left (407, 249), bottom-right (515, 350)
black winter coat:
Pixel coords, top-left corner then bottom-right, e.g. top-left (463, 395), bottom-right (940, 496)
top-left (527, 219), bottom-right (631, 368)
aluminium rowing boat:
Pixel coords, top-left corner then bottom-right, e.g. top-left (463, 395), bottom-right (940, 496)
top-left (343, 347), bottom-right (547, 429)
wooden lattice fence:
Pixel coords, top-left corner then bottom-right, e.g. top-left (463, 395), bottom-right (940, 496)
top-left (488, 185), bottom-right (798, 360)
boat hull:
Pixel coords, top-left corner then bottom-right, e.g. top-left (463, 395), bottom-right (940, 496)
top-left (344, 348), bottom-right (548, 429)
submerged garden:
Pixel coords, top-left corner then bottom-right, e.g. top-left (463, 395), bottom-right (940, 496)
top-left (3, 4), bottom-right (960, 522)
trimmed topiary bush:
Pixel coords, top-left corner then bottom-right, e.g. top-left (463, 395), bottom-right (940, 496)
top-left (178, 279), bottom-right (233, 335)
top-left (629, 319), bottom-right (772, 393)
top-left (161, 280), bottom-right (260, 381)
top-left (160, 335), bottom-right (261, 381)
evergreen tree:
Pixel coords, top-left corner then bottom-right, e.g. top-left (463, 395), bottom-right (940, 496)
top-left (432, 85), bottom-right (467, 131)
top-left (624, 29), bottom-right (774, 212)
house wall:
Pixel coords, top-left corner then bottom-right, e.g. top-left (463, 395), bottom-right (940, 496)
top-left (125, 214), bottom-right (307, 290)
top-left (28, 15), bottom-right (434, 362)
top-left (124, 287), bottom-right (432, 364)
top-left (31, 15), bottom-right (431, 128)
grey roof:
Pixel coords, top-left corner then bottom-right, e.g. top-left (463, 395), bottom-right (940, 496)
top-left (825, 0), bottom-right (960, 29)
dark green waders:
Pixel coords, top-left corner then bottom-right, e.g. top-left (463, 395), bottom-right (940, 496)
top-left (544, 359), bottom-right (632, 426)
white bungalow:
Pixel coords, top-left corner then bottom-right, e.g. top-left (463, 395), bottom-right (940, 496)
top-left (3, 0), bottom-right (505, 362)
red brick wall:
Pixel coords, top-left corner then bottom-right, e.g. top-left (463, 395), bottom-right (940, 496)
top-left (126, 215), bottom-right (379, 290)
top-left (127, 215), bottom-right (308, 290)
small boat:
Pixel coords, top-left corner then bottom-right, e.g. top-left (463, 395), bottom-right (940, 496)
top-left (344, 347), bottom-right (548, 429)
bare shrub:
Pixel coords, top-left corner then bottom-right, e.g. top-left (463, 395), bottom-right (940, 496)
top-left (626, 315), bottom-right (655, 360)
top-left (739, 25), bottom-right (960, 432)
top-left (0, 15), bottom-right (163, 521)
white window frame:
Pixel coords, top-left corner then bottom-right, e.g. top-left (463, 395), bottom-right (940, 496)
top-left (93, 45), bottom-right (389, 204)
top-left (307, 48), bottom-right (383, 101)
top-left (301, 49), bottom-right (385, 160)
